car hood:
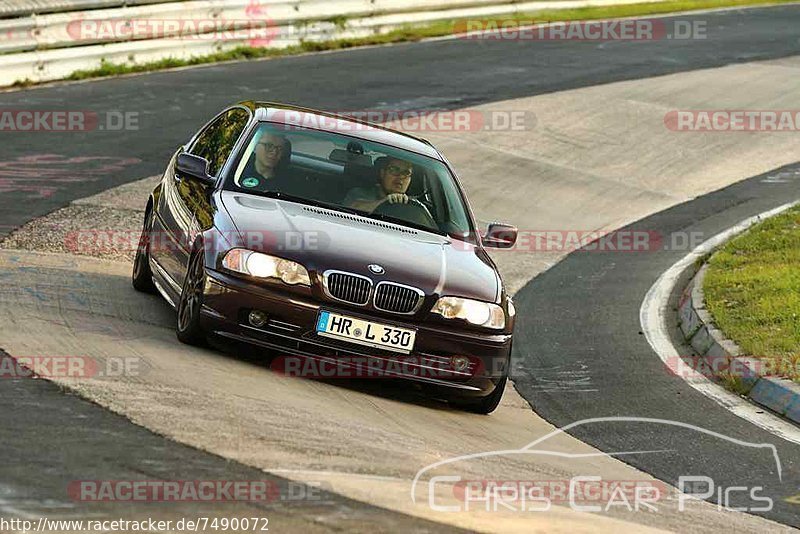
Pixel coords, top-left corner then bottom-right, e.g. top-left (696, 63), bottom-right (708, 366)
top-left (219, 192), bottom-right (500, 302)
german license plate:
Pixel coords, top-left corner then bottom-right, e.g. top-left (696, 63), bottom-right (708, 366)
top-left (316, 311), bottom-right (416, 353)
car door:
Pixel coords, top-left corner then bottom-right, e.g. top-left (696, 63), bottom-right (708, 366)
top-left (153, 107), bottom-right (250, 287)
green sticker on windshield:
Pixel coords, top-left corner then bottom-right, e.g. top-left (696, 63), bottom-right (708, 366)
top-left (242, 177), bottom-right (260, 188)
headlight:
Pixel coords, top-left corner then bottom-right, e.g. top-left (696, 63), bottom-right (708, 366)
top-left (431, 296), bottom-right (505, 329)
top-left (222, 249), bottom-right (311, 286)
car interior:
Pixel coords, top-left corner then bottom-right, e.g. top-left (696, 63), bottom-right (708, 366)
top-left (234, 137), bottom-right (447, 226)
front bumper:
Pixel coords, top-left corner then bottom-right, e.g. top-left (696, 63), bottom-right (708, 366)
top-left (200, 269), bottom-right (512, 398)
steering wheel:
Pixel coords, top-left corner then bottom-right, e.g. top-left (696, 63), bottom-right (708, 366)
top-left (373, 197), bottom-right (437, 229)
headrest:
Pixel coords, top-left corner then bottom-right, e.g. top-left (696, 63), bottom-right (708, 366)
top-left (329, 149), bottom-right (372, 167)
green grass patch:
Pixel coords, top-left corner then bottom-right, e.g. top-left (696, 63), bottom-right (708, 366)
top-left (704, 205), bottom-right (800, 383)
top-left (11, 0), bottom-right (798, 86)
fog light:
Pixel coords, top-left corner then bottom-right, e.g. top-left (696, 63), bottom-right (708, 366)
top-left (451, 356), bottom-right (470, 372)
top-left (248, 310), bottom-right (268, 328)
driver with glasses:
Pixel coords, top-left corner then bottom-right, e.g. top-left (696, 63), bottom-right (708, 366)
top-left (344, 157), bottom-right (414, 213)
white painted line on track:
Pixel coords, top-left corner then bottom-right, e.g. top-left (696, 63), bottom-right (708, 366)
top-left (640, 200), bottom-right (800, 445)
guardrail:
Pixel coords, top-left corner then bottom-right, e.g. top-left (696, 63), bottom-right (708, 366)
top-left (3, 0), bottom-right (509, 54)
top-left (0, 0), bottom-right (668, 87)
top-left (0, 0), bottom-right (183, 19)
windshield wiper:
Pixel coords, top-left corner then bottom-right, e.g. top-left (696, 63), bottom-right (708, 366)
top-left (363, 211), bottom-right (447, 237)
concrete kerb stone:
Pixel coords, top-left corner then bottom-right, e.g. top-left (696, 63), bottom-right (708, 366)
top-left (679, 259), bottom-right (800, 424)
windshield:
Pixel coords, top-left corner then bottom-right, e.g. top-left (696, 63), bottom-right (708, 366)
top-left (225, 122), bottom-right (474, 239)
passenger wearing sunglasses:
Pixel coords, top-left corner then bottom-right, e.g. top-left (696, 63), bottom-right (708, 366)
top-left (344, 157), bottom-right (414, 213)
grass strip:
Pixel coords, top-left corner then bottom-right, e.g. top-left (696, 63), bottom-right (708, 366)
top-left (704, 205), bottom-right (800, 384)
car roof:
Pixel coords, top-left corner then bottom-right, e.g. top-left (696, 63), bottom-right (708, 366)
top-left (239, 101), bottom-right (444, 161)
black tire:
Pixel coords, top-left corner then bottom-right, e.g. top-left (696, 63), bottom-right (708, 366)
top-left (176, 247), bottom-right (207, 346)
top-left (132, 209), bottom-right (156, 293)
top-left (455, 375), bottom-right (507, 415)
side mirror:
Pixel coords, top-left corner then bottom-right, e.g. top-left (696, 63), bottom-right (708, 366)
top-left (483, 223), bottom-right (518, 249)
top-left (176, 153), bottom-right (215, 186)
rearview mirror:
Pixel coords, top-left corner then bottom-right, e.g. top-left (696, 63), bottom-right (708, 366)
top-left (483, 223), bottom-right (518, 249)
top-left (176, 153), bottom-right (215, 186)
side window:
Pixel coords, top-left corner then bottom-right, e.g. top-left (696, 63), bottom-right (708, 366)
top-left (190, 108), bottom-right (250, 177)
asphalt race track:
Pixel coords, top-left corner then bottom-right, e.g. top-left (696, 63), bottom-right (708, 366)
top-left (0, 350), bottom-right (471, 531)
top-left (1, 4), bottom-right (800, 531)
top-left (512, 163), bottom-right (800, 526)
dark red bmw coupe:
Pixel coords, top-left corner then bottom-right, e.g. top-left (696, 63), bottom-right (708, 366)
top-left (132, 101), bottom-right (517, 414)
